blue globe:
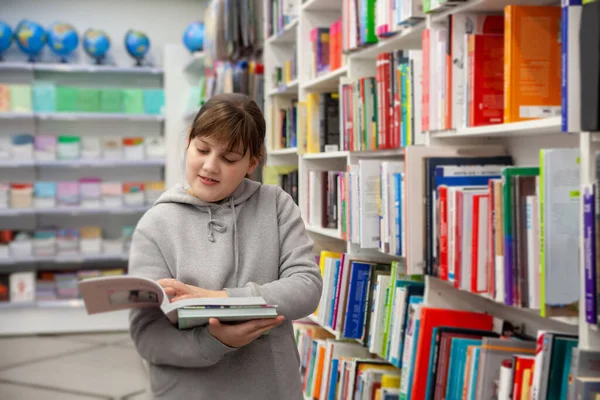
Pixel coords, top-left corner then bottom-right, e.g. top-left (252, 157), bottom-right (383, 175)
top-left (15, 19), bottom-right (46, 59)
top-left (124, 30), bottom-right (150, 65)
top-left (83, 29), bottom-right (110, 64)
top-left (183, 22), bottom-right (204, 53)
top-left (0, 21), bottom-right (13, 58)
top-left (47, 22), bottom-right (78, 60)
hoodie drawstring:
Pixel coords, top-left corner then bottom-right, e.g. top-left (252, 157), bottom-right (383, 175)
top-left (205, 197), bottom-right (239, 285)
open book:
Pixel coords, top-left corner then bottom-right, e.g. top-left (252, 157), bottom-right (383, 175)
top-left (78, 275), bottom-right (278, 329)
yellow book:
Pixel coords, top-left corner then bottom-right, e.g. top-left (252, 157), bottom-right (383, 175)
top-left (306, 93), bottom-right (320, 153)
top-left (313, 250), bottom-right (342, 317)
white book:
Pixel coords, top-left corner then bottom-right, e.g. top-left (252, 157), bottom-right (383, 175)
top-left (540, 149), bottom-right (580, 313)
top-left (370, 274), bottom-right (391, 355)
top-left (309, 170), bottom-right (323, 227)
top-left (359, 160), bottom-right (383, 248)
top-left (350, 164), bottom-right (360, 244)
top-left (319, 258), bottom-right (335, 326)
top-left (562, 0), bottom-right (582, 132)
top-left (381, 162), bottom-right (404, 254)
top-left (475, 195), bottom-right (489, 293)
top-left (9, 271), bottom-right (35, 302)
top-left (497, 360), bottom-right (514, 400)
top-left (389, 287), bottom-right (408, 366)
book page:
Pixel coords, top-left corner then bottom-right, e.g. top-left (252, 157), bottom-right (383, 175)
top-left (79, 275), bottom-right (167, 314)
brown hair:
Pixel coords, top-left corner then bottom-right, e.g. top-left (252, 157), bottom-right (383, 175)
top-left (189, 93), bottom-right (265, 162)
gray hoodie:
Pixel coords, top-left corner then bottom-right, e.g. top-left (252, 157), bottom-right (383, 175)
top-left (128, 179), bottom-right (322, 400)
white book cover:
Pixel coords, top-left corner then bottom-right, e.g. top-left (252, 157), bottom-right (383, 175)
top-left (308, 170), bottom-right (323, 227)
top-left (9, 271), bottom-right (35, 303)
top-left (475, 195), bottom-right (489, 293)
top-left (370, 274), bottom-right (391, 355)
top-left (319, 258), bottom-right (335, 326)
top-left (398, 303), bottom-right (422, 397)
top-left (389, 287), bottom-right (407, 365)
top-left (368, 279), bottom-right (381, 350)
top-left (409, 50), bottom-right (424, 145)
top-left (540, 149), bottom-right (580, 313)
top-left (350, 165), bottom-right (360, 244)
top-left (561, 0), bottom-right (582, 132)
top-left (382, 162), bottom-right (404, 254)
top-left (404, 145), bottom-right (506, 275)
top-left (359, 160), bottom-right (383, 248)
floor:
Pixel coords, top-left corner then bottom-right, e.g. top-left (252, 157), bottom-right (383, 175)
top-left (0, 331), bottom-right (150, 400)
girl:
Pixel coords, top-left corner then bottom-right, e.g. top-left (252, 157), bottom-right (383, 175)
top-left (128, 93), bottom-right (323, 399)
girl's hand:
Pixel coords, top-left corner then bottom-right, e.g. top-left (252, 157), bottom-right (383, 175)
top-left (208, 316), bottom-right (285, 348)
top-left (157, 278), bottom-right (228, 302)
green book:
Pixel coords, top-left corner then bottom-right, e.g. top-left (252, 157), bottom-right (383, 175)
top-left (56, 86), bottom-right (78, 112)
top-left (77, 88), bottom-right (101, 112)
top-left (122, 89), bottom-right (144, 114)
top-left (501, 166), bottom-right (539, 308)
top-left (548, 337), bottom-right (578, 400)
top-left (10, 84), bottom-right (32, 112)
top-left (100, 89), bottom-right (123, 113)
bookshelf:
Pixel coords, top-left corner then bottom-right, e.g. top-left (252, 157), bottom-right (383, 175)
top-left (266, 0), bottom-right (600, 397)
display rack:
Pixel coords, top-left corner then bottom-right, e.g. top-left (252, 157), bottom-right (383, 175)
top-left (262, 0), bottom-right (600, 359)
top-left (0, 61), bottom-right (165, 335)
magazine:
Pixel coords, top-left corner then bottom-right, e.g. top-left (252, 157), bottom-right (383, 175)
top-left (78, 275), bottom-right (278, 329)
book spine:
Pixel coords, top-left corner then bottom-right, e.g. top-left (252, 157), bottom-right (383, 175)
top-left (539, 151), bottom-right (546, 316)
top-left (439, 186), bottom-right (449, 280)
top-left (504, 6), bottom-right (512, 123)
top-left (472, 194), bottom-right (481, 292)
top-left (503, 170), bottom-right (515, 306)
top-left (583, 184), bottom-right (597, 324)
top-left (455, 190), bottom-right (464, 289)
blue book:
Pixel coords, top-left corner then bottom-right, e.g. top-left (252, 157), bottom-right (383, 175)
top-left (561, 0), bottom-right (582, 132)
top-left (424, 328), bottom-right (439, 400)
top-left (394, 173), bottom-right (403, 256)
top-left (342, 262), bottom-right (373, 339)
top-left (327, 358), bottom-right (339, 400)
top-left (391, 286), bottom-right (424, 367)
top-left (328, 259), bottom-right (341, 328)
top-left (402, 300), bottom-right (422, 399)
top-left (468, 347), bottom-right (481, 400)
top-left (445, 338), bottom-right (482, 399)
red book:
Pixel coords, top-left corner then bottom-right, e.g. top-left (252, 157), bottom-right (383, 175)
top-left (393, 56), bottom-right (401, 148)
top-left (512, 355), bottom-right (534, 400)
top-left (468, 34), bottom-right (504, 127)
top-left (411, 308), bottom-right (494, 400)
top-left (454, 189), bottom-right (464, 289)
top-left (487, 180), bottom-right (496, 299)
top-left (438, 185), bottom-right (449, 280)
top-left (380, 53), bottom-right (391, 149)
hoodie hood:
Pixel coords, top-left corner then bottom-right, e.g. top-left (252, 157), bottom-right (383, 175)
top-left (153, 178), bottom-right (261, 285)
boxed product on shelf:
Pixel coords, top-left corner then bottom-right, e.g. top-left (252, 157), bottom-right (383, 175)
top-left (10, 271), bottom-right (35, 303)
top-left (77, 88), bottom-right (101, 112)
top-left (143, 89), bottom-right (165, 115)
top-left (33, 181), bottom-right (57, 208)
top-left (145, 136), bottom-right (165, 159)
top-left (57, 181), bottom-right (80, 206)
top-left (123, 137), bottom-right (145, 161)
top-left (0, 231), bottom-right (10, 258)
top-left (145, 181), bottom-right (165, 204)
top-left (32, 81), bottom-right (56, 112)
top-left (0, 183), bottom-right (8, 208)
top-left (10, 84), bottom-right (32, 112)
top-left (35, 136), bottom-right (58, 161)
top-left (33, 230), bottom-right (57, 257)
top-left (54, 272), bottom-right (79, 299)
top-left (122, 89), bottom-right (145, 114)
top-left (123, 182), bottom-right (145, 206)
top-left (55, 86), bottom-right (78, 112)
top-left (122, 226), bottom-right (135, 253)
top-left (81, 137), bottom-right (102, 159)
top-left (0, 137), bottom-right (9, 159)
top-left (80, 226), bottom-right (102, 254)
top-left (56, 228), bottom-right (79, 255)
top-left (0, 84), bottom-right (9, 111)
top-left (102, 137), bottom-right (123, 160)
top-left (79, 178), bottom-right (101, 208)
top-left (101, 182), bottom-right (123, 207)
top-left (9, 232), bottom-right (33, 258)
top-left (100, 88), bottom-right (123, 113)
top-left (11, 134), bottom-right (34, 160)
top-left (10, 183), bottom-right (33, 208)
top-left (57, 136), bottom-right (81, 160)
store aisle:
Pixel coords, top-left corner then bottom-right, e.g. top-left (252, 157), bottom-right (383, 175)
top-left (0, 332), bottom-right (149, 400)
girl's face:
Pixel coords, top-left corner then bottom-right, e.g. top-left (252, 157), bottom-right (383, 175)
top-left (186, 136), bottom-right (258, 203)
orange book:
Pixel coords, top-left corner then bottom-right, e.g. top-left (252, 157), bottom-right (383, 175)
top-left (503, 5), bottom-right (561, 123)
top-left (0, 85), bottom-right (9, 112)
top-left (313, 343), bottom-right (327, 399)
top-left (410, 307), bottom-right (494, 400)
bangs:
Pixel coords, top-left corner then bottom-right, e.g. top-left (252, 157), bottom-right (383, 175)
top-left (191, 100), bottom-right (260, 157)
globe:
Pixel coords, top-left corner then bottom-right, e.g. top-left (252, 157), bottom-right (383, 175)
top-left (0, 21), bottom-right (12, 60)
top-left (183, 22), bottom-right (204, 53)
top-left (15, 19), bottom-right (46, 61)
top-left (124, 30), bottom-right (150, 66)
top-left (47, 22), bottom-right (79, 61)
top-left (83, 28), bottom-right (110, 64)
